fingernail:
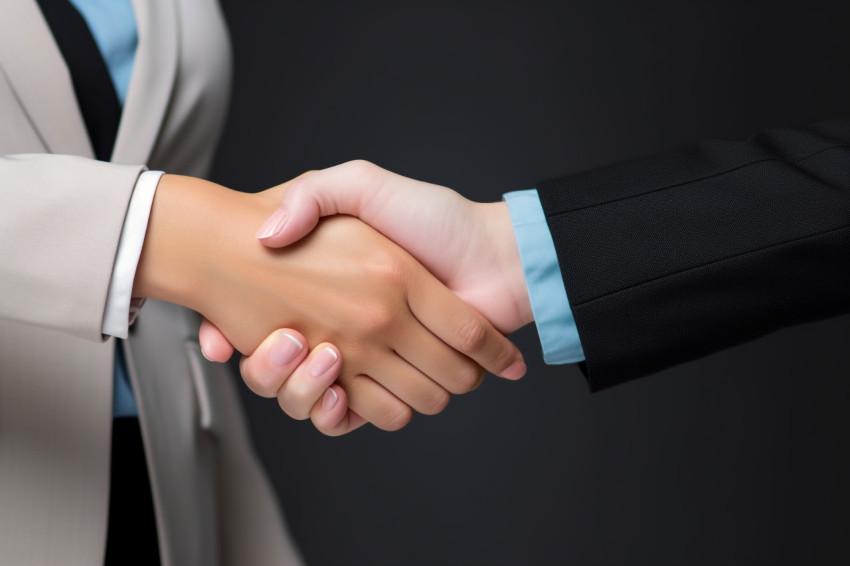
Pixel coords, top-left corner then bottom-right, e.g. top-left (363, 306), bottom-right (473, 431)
top-left (269, 332), bottom-right (303, 366)
top-left (499, 360), bottom-right (527, 380)
top-left (256, 207), bottom-right (288, 239)
top-left (322, 388), bottom-right (338, 411)
top-left (309, 346), bottom-right (338, 377)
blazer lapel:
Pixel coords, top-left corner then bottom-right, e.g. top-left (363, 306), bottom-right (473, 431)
top-left (111, 0), bottom-right (178, 166)
top-left (0, 0), bottom-right (93, 157)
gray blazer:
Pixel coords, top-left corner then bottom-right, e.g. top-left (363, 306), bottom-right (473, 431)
top-left (0, 1), bottom-right (303, 564)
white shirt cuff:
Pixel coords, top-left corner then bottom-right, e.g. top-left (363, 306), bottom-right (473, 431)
top-left (102, 170), bottom-right (164, 338)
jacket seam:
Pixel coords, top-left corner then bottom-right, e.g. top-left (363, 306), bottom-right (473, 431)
top-left (547, 144), bottom-right (850, 218)
top-left (572, 223), bottom-right (850, 308)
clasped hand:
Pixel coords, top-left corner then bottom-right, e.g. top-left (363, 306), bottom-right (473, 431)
top-left (134, 171), bottom-right (527, 435)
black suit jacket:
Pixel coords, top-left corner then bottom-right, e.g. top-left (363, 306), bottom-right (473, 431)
top-left (537, 119), bottom-right (850, 390)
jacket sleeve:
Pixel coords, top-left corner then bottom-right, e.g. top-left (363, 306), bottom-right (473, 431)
top-left (0, 154), bottom-right (145, 341)
top-left (537, 119), bottom-right (850, 391)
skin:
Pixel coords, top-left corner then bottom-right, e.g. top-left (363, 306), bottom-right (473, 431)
top-left (133, 174), bottom-right (525, 432)
top-left (200, 161), bottom-right (535, 435)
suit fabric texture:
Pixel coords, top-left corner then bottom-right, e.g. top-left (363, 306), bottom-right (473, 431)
top-left (538, 119), bottom-right (850, 390)
top-left (0, 1), bottom-right (303, 564)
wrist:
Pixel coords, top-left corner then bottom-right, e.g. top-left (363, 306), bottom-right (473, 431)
top-left (478, 201), bottom-right (534, 331)
top-left (133, 176), bottom-right (297, 354)
top-left (133, 175), bottom-right (250, 312)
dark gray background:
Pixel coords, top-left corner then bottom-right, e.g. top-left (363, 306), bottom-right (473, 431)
top-left (211, 2), bottom-right (850, 564)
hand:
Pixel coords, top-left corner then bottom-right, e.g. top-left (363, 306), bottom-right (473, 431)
top-left (135, 174), bottom-right (525, 432)
top-left (256, 161), bottom-right (533, 332)
top-left (201, 161), bottom-right (535, 432)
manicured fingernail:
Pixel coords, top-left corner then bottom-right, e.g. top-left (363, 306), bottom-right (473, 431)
top-left (499, 360), bottom-right (526, 380)
top-left (269, 332), bottom-right (303, 366)
top-left (322, 388), bottom-right (338, 411)
top-left (256, 207), bottom-right (288, 239)
top-left (309, 347), bottom-right (338, 377)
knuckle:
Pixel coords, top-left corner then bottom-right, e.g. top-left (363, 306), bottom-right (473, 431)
top-left (468, 371), bottom-right (486, 391)
top-left (359, 302), bottom-right (398, 336)
top-left (419, 388), bottom-right (451, 416)
top-left (489, 343), bottom-right (517, 376)
top-left (240, 363), bottom-right (278, 398)
top-left (454, 316), bottom-right (489, 354)
top-left (283, 175), bottom-right (313, 198)
top-left (446, 363), bottom-right (485, 395)
top-left (365, 250), bottom-right (408, 286)
top-left (277, 384), bottom-right (313, 421)
top-left (346, 159), bottom-right (379, 180)
top-left (376, 404), bottom-right (413, 432)
top-left (315, 423), bottom-right (344, 437)
top-left (277, 398), bottom-right (309, 421)
top-left (355, 263), bottom-right (409, 335)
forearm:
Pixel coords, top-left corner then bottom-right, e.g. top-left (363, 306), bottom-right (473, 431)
top-left (538, 118), bottom-right (850, 389)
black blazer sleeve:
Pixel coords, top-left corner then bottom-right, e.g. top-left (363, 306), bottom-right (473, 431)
top-left (537, 119), bottom-right (850, 391)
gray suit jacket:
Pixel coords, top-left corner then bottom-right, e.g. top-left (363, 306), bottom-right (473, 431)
top-left (0, 1), bottom-right (303, 564)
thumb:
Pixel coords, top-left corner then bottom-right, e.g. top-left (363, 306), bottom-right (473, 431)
top-left (255, 160), bottom-right (381, 248)
top-left (254, 190), bottom-right (322, 248)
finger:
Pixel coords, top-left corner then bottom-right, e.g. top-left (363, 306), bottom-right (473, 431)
top-left (309, 385), bottom-right (367, 436)
top-left (198, 318), bottom-right (235, 363)
top-left (277, 344), bottom-right (342, 420)
top-left (407, 270), bottom-right (527, 381)
top-left (256, 160), bottom-right (386, 247)
top-left (339, 373), bottom-right (414, 432)
top-left (392, 321), bottom-right (484, 395)
top-left (238, 329), bottom-right (309, 398)
top-left (364, 352), bottom-right (452, 417)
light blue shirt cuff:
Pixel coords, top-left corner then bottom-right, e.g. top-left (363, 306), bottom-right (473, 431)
top-left (503, 189), bottom-right (585, 364)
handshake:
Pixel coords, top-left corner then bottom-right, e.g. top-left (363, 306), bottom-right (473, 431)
top-left (130, 120), bottom-right (850, 436)
top-left (134, 160), bottom-right (536, 436)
